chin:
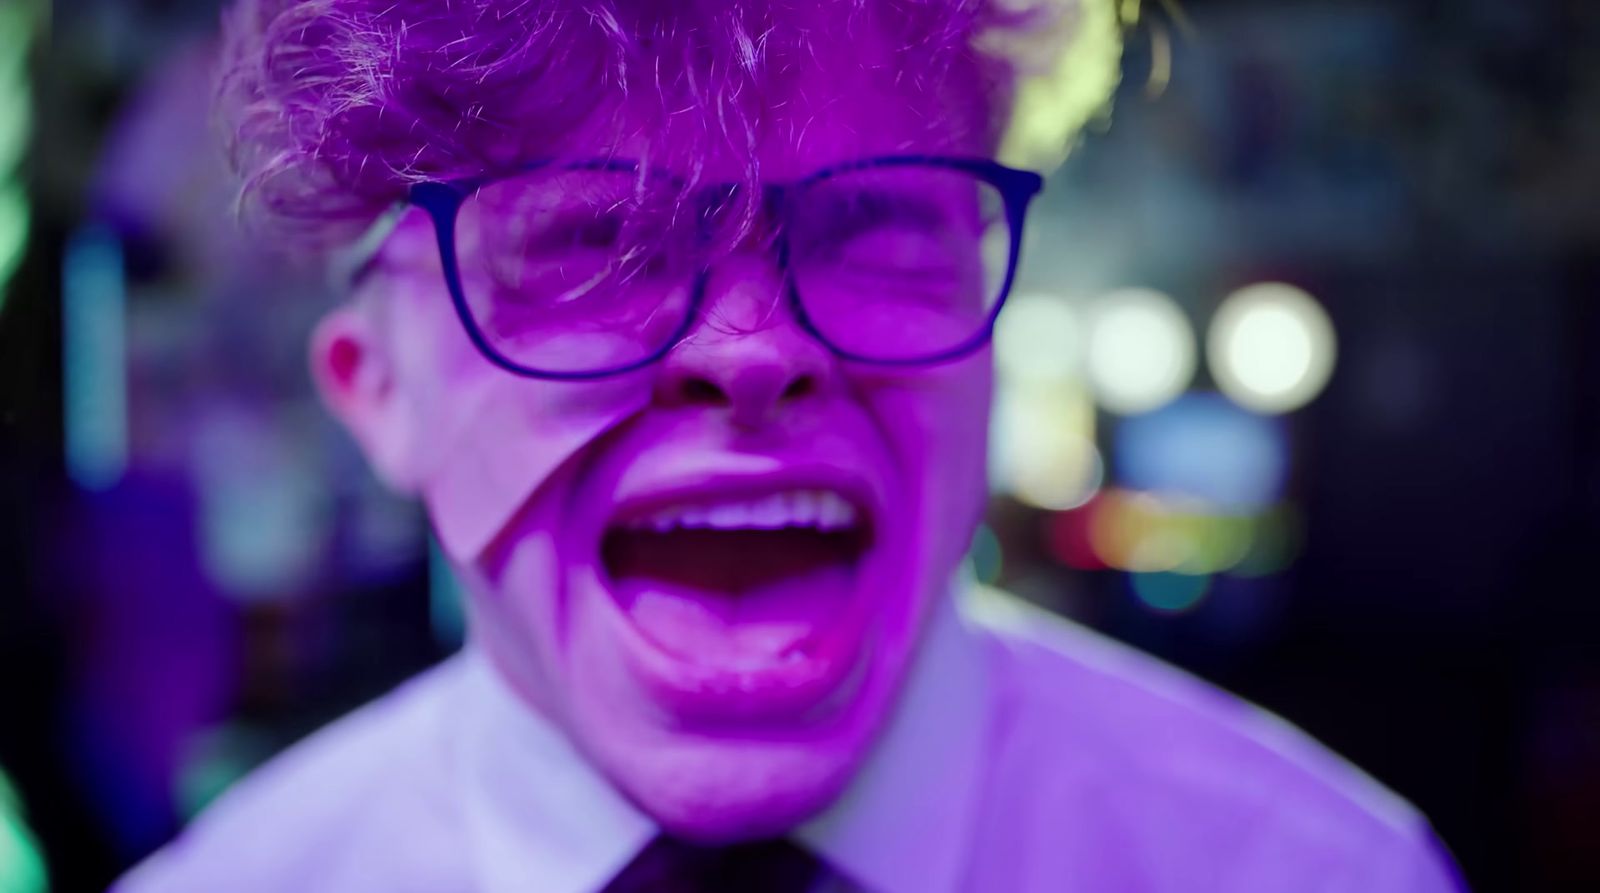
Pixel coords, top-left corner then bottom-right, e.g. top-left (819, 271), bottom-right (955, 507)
top-left (589, 731), bottom-right (864, 843)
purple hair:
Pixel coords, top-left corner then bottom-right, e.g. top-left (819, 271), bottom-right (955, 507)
top-left (217, 0), bottom-right (1071, 248)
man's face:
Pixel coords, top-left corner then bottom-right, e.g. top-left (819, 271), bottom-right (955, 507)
top-left (319, 30), bottom-right (995, 840)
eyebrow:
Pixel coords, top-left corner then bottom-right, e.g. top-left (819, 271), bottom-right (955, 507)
top-left (797, 187), bottom-right (963, 243)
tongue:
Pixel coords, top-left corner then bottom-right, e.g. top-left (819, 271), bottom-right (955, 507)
top-left (605, 529), bottom-right (859, 663)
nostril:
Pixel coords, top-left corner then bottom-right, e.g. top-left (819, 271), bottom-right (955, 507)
top-left (679, 377), bottom-right (730, 406)
top-left (660, 368), bottom-right (821, 416)
top-left (782, 375), bottom-right (816, 401)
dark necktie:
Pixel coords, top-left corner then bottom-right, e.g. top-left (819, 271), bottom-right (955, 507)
top-left (599, 835), bottom-right (865, 893)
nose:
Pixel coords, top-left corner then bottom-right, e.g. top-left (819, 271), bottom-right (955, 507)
top-left (653, 255), bottom-right (835, 429)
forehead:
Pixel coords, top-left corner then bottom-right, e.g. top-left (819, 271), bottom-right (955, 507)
top-left (570, 17), bottom-right (992, 181)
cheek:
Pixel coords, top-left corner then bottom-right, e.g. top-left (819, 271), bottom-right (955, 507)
top-left (855, 357), bottom-right (993, 541)
top-left (383, 275), bottom-right (654, 561)
top-left (384, 274), bottom-right (500, 444)
top-left (462, 478), bottom-right (573, 705)
top-left (862, 358), bottom-right (992, 477)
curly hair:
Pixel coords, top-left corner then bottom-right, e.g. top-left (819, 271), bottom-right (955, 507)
top-left (216, 0), bottom-right (1134, 248)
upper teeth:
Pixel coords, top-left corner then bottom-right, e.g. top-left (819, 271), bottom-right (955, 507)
top-left (626, 490), bottom-right (860, 533)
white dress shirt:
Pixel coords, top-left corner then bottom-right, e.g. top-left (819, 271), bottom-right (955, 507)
top-left (117, 588), bottom-right (1465, 892)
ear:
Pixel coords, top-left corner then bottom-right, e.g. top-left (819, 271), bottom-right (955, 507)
top-left (309, 305), bottom-right (422, 494)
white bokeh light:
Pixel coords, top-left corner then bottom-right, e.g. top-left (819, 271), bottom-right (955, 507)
top-left (1208, 282), bottom-right (1337, 414)
top-left (989, 386), bottom-right (1103, 511)
top-left (994, 292), bottom-right (1080, 386)
top-left (1084, 288), bottom-right (1196, 415)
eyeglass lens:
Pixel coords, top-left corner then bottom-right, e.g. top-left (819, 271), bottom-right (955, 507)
top-left (450, 164), bottom-right (1014, 376)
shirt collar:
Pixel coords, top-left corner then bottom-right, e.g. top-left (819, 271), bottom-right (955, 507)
top-left (451, 593), bottom-right (993, 893)
top-left (794, 593), bottom-right (992, 893)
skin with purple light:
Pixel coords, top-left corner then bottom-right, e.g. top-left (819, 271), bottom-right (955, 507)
top-left (239, 0), bottom-right (1022, 844)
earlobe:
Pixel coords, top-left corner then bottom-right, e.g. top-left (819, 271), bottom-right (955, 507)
top-left (309, 306), bottom-right (422, 494)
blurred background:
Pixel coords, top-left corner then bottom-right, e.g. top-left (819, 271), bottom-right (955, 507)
top-left (3, 0), bottom-right (1598, 890)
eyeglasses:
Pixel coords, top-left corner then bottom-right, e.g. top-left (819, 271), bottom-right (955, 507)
top-left (403, 156), bottom-right (1043, 380)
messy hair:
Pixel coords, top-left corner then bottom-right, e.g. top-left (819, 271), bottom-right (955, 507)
top-left (217, 0), bottom-right (1132, 248)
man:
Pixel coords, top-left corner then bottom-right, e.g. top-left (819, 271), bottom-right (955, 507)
top-left (121, 0), bottom-right (1464, 890)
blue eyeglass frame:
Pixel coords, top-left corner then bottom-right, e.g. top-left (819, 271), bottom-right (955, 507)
top-left (407, 155), bottom-right (1044, 381)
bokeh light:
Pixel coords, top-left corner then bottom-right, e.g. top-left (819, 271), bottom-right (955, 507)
top-left (1084, 287), bottom-right (1196, 415)
top-left (0, 185), bottom-right (26, 300)
top-left (0, 0), bottom-right (33, 315)
top-left (1114, 393), bottom-right (1289, 511)
top-left (192, 412), bottom-right (325, 600)
top-left (990, 385), bottom-right (1103, 511)
top-left (430, 535), bottom-right (468, 648)
top-left (990, 289), bottom-right (1102, 511)
top-left (62, 226), bottom-right (128, 491)
top-left (0, 770), bottom-right (47, 893)
top-left (1058, 487), bottom-right (1294, 577)
top-left (1129, 571), bottom-right (1213, 614)
top-left (1044, 496), bottom-right (1109, 571)
top-left (968, 523), bottom-right (1004, 586)
top-left (1207, 282), bottom-right (1337, 414)
top-left (1089, 489), bottom-right (1193, 573)
top-left (995, 292), bottom-right (1080, 386)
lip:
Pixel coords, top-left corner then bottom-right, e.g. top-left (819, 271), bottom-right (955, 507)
top-left (582, 458), bottom-right (889, 724)
top-left (604, 601), bottom-right (872, 726)
top-left (605, 468), bottom-right (878, 537)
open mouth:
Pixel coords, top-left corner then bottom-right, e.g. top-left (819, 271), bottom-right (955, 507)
top-left (600, 489), bottom-right (873, 666)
